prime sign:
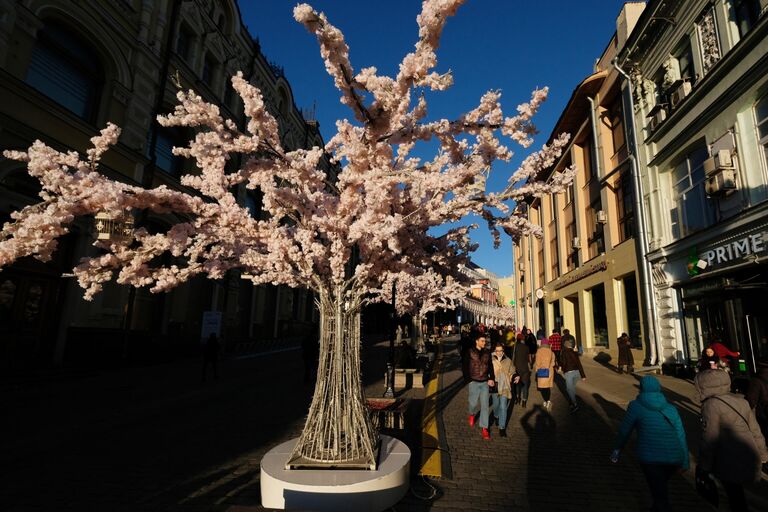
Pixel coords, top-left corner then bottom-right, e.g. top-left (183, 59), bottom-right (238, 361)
top-left (701, 233), bottom-right (765, 268)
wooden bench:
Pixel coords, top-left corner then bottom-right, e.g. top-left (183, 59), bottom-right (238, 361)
top-left (365, 398), bottom-right (411, 430)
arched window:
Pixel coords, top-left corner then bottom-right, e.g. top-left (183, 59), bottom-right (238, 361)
top-left (25, 22), bottom-right (102, 122)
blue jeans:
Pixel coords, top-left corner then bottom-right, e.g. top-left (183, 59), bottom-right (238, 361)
top-left (564, 369), bottom-right (581, 405)
top-left (467, 380), bottom-right (490, 428)
top-left (491, 394), bottom-right (510, 428)
top-left (515, 379), bottom-right (529, 401)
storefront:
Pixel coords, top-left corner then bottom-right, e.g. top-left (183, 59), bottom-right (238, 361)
top-left (675, 221), bottom-right (768, 377)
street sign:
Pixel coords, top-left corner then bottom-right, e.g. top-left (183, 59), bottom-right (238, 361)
top-left (201, 311), bottom-right (222, 340)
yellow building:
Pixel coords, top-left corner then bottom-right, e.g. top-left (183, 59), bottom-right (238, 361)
top-left (513, 3), bottom-right (649, 364)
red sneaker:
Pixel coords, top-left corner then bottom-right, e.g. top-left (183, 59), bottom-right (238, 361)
top-left (468, 414), bottom-right (475, 427)
top-left (481, 427), bottom-right (490, 440)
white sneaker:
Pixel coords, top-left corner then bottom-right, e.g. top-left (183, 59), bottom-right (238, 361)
top-left (545, 401), bottom-right (552, 410)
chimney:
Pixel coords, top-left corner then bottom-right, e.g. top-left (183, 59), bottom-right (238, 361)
top-left (616, 2), bottom-right (646, 52)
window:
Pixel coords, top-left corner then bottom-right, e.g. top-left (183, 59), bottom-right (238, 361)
top-left (549, 235), bottom-right (559, 279)
top-left (670, 146), bottom-right (713, 239)
top-left (223, 76), bottom-right (234, 107)
top-left (155, 126), bottom-right (185, 177)
top-left (609, 103), bottom-right (626, 158)
top-left (674, 39), bottom-right (695, 81)
top-left (565, 184), bottom-right (574, 205)
top-left (581, 142), bottom-right (595, 183)
top-left (244, 193), bottom-right (261, 218)
top-left (733, 0), bottom-right (760, 38)
top-left (25, 23), bottom-right (102, 122)
top-left (566, 221), bottom-right (578, 272)
top-left (537, 243), bottom-right (545, 286)
top-left (758, 94), bottom-right (768, 174)
top-left (587, 199), bottom-right (604, 260)
top-left (202, 54), bottom-right (216, 85)
top-left (616, 171), bottom-right (635, 243)
top-left (176, 26), bottom-right (193, 62)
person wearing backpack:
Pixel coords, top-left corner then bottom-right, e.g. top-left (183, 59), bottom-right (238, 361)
top-left (696, 368), bottom-right (768, 511)
top-left (610, 375), bottom-right (689, 512)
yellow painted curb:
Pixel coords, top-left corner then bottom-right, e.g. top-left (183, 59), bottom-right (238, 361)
top-left (419, 342), bottom-right (443, 478)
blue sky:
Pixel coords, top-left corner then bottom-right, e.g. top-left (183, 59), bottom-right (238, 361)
top-left (239, 0), bottom-right (635, 277)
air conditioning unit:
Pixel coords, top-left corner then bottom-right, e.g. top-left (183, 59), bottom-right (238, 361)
top-left (669, 80), bottom-right (692, 109)
top-left (596, 210), bottom-right (607, 224)
top-left (703, 150), bottom-right (734, 175)
top-left (705, 168), bottom-right (737, 196)
top-left (571, 237), bottom-right (580, 249)
top-left (647, 105), bottom-right (667, 132)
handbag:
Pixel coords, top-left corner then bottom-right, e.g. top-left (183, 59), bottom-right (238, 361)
top-left (694, 466), bottom-right (718, 507)
top-left (535, 350), bottom-right (554, 379)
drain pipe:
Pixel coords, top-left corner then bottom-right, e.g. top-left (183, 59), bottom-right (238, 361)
top-left (612, 57), bottom-right (662, 367)
top-left (587, 96), bottom-right (602, 179)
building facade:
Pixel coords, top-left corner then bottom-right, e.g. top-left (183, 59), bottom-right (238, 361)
top-left (0, 0), bottom-right (329, 377)
top-left (616, 0), bottom-right (768, 375)
top-left (513, 3), bottom-right (650, 363)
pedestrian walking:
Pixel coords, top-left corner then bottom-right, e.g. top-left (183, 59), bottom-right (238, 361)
top-left (560, 337), bottom-right (586, 412)
top-left (490, 341), bottom-right (515, 437)
top-left (549, 328), bottom-right (562, 366)
top-left (695, 369), bottom-right (768, 511)
top-left (611, 376), bottom-right (689, 512)
top-left (617, 332), bottom-right (634, 374)
top-left (201, 333), bottom-right (220, 382)
top-left (561, 328), bottom-right (576, 354)
top-left (525, 330), bottom-right (538, 358)
top-left (512, 335), bottom-right (531, 408)
top-left (467, 334), bottom-right (495, 440)
top-left (746, 358), bottom-right (768, 442)
top-left (532, 338), bottom-right (555, 410)
top-left (709, 338), bottom-right (740, 372)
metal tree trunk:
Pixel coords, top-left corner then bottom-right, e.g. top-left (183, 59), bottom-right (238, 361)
top-left (286, 288), bottom-right (378, 469)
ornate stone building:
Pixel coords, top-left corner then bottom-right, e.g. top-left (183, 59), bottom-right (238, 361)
top-left (0, 0), bottom-right (331, 377)
top-left (615, 0), bottom-right (768, 376)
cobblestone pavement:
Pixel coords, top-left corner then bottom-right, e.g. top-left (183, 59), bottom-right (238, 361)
top-left (0, 336), bottom-right (395, 511)
top-left (395, 339), bottom-right (768, 512)
top-left (3, 336), bottom-right (767, 511)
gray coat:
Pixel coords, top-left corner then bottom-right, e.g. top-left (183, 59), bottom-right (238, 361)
top-left (695, 369), bottom-right (768, 483)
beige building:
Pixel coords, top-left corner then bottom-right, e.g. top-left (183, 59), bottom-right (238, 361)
top-left (513, 3), bottom-right (649, 363)
top-left (616, 0), bottom-right (768, 375)
top-left (0, 0), bottom-right (330, 376)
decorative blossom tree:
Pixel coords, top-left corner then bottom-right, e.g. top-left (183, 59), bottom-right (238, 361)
top-left (1, 0), bottom-right (572, 469)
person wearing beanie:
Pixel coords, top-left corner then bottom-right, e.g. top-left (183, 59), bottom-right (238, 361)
top-left (532, 337), bottom-right (555, 410)
top-left (611, 376), bottom-right (689, 512)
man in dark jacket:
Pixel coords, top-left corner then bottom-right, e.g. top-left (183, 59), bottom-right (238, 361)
top-left (512, 338), bottom-right (531, 408)
top-left (467, 334), bottom-right (495, 440)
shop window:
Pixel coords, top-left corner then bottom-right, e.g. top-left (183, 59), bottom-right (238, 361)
top-left (670, 146), bottom-right (713, 239)
top-left (757, 94), bottom-right (768, 174)
top-left (616, 170), bottom-right (635, 243)
top-left (25, 22), bottom-right (102, 122)
top-left (732, 0), bottom-right (761, 39)
top-left (591, 284), bottom-right (609, 347)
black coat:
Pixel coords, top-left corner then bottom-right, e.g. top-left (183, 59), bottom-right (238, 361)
top-left (512, 342), bottom-right (531, 382)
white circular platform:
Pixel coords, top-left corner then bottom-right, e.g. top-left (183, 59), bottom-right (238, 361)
top-left (260, 435), bottom-right (411, 511)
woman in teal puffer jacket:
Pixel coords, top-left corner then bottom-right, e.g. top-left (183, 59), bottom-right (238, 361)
top-left (611, 375), bottom-right (689, 512)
